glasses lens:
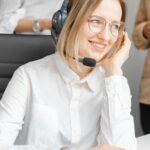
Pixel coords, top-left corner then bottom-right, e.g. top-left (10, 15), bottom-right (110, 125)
top-left (88, 16), bottom-right (126, 37)
top-left (111, 22), bottom-right (125, 37)
top-left (88, 16), bottom-right (105, 33)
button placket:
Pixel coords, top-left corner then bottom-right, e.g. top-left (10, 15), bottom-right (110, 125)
top-left (70, 83), bottom-right (81, 144)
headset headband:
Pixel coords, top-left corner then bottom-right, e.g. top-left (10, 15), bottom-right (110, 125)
top-left (51, 0), bottom-right (69, 43)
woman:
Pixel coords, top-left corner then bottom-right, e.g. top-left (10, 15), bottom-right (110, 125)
top-left (0, 0), bottom-right (137, 150)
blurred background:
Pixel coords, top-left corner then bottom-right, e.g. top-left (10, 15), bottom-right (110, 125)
top-left (124, 0), bottom-right (146, 136)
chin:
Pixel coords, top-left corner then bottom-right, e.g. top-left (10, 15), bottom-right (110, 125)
top-left (88, 51), bottom-right (105, 61)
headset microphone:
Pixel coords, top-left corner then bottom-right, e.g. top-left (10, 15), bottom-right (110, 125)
top-left (66, 51), bottom-right (97, 67)
top-left (78, 57), bottom-right (96, 67)
top-left (70, 55), bottom-right (96, 67)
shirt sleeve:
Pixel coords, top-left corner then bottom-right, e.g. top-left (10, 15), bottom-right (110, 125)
top-left (0, 0), bottom-right (25, 33)
top-left (0, 67), bottom-right (29, 148)
top-left (0, 66), bottom-right (69, 150)
top-left (97, 75), bottom-right (137, 150)
top-left (132, 0), bottom-right (150, 49)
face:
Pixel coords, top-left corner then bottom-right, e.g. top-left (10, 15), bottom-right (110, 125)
top-left (78, 0), bottom-right (122, 62)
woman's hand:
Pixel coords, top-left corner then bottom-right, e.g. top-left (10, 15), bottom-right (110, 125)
top-left (90, 144), bottom-right (125, 150)
top-left (101, 32), bottom-right (131, 77)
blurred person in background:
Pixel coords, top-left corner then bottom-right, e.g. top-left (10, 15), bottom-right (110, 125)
top-left (132, 0), bottom-right (150, 135)
top-left (0, 0), bottom-right (63, 34)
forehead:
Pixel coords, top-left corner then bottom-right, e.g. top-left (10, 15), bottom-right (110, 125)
top-left (91, 0), bottom-right (122, 21)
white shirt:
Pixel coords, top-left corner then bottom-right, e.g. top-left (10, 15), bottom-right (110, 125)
top-left (0, 0), bottom-right (64, 34)
top-left (0, 52), bottom-right (137, 150)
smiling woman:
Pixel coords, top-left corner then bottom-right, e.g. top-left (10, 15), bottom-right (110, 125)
top-left (0, 0), bottom-right (63, 34)
top-left (0, 0), bottom-right (137, 150)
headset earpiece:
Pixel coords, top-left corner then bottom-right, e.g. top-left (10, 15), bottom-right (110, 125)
top-left (51, 0), bottom-right (69, 43)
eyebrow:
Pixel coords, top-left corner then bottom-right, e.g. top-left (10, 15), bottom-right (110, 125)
top-left (89, 15), bottom-right (122, 23)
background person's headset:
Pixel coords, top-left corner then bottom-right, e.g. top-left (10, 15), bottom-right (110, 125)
top-left (51, 0), bottom-right (69, 43)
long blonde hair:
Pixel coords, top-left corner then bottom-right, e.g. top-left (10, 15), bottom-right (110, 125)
top-left (56, 0), bottom-right (127, 65)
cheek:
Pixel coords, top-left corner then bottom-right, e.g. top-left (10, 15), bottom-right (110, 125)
top-left (105, 38), bottom-right (118, 57)
top-left (80, 22), bottom-right (94, 41)
top-left (79, 27), bottom-right (91, 50)
top-left (109, 37), bottom-right (118, 49)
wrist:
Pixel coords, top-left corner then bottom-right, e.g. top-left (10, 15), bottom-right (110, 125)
top-left (40, 19), bottom-right (52, 30)
top-left (104, 66), bottom-right (123, 77)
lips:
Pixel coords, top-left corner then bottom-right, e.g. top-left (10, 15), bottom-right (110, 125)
top-left (89, 40), bottom-right (107, 52)
top-left (93, 42), bottom-right (105, 48)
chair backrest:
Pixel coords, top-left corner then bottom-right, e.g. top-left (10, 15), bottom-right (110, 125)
top-left (0, 34), bottom-right (55, 99)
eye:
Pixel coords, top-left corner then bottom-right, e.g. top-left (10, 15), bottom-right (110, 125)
top-left (89, 19), bottom-right (105, 27)
top-left (111, 23), bottom-right (120, 31)
top-left (90, 19), bottom-right (100, 24)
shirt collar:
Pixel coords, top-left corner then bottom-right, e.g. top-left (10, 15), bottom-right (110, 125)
top-left (82, 67), bottom-right (104, 92)
top-left (54, 52), bottom-right (80, 83)
top-left (54, 52), bottom-right (104, 92)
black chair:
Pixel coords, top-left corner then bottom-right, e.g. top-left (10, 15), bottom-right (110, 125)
top-left (0, 34), bottom-right (55, 99)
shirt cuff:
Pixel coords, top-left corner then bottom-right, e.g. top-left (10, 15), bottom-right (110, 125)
top-left (105, 75), bottom-right (131, 111)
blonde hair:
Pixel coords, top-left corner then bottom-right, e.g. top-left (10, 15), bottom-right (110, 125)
top-left (56, 0), bottom-right (127, 66)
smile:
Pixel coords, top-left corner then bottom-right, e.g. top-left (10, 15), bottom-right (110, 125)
top-left (93, 42), bottom-right (105, 48)
top-left (89, 40), bottom-right (107, 52)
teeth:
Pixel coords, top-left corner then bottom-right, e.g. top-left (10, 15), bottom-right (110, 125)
top-left (93, 43), bottom-right (105, 48)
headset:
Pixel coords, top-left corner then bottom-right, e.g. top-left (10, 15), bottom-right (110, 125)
top-left (51, 0), bottom-right (69, 43)
top-left (51, 0), bottom-right (96, 67)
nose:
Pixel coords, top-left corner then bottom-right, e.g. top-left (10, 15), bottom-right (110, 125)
top-left (97, 25), bottom-right (110, 41)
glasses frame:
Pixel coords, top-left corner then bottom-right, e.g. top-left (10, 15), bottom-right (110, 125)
top-left (88, 16), bottom-right (126, 38)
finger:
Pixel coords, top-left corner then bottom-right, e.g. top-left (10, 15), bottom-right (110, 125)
top-left (117, 32), bottom-right (131, 55)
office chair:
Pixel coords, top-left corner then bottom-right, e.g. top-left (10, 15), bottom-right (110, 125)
top-left (0, 34), bottom-right (55, 99)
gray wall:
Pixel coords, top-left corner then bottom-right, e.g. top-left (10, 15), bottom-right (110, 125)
top-left (124, 0), bottom-right (147, 137)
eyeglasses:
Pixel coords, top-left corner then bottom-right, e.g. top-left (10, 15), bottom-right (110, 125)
top-left (88, 16), bottom-right (126, 37)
